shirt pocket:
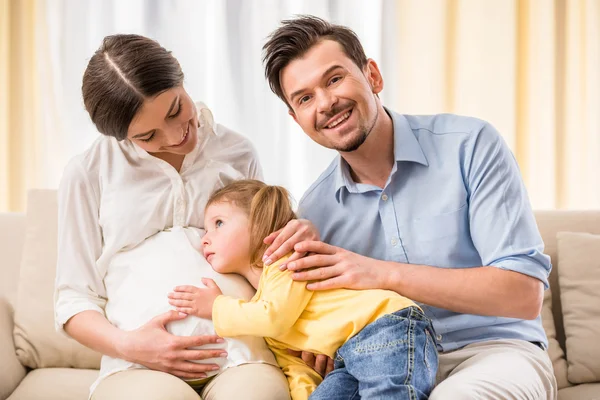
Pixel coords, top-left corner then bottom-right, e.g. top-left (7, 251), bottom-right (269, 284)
top-left (406, 204), bottom-right (468, 267)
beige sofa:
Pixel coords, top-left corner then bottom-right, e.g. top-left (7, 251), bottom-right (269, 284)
top-left (1, 190), bottom-right (600, 399)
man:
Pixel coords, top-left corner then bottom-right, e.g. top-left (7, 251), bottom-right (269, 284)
top-left (262, 15), bottom-right (557, 399)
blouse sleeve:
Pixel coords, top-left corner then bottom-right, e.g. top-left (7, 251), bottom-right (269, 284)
top-left (54, 158), bottom-right (107, 336)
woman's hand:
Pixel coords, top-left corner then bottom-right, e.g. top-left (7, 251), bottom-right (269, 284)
top-left (118, 310), bottom-right (228, 379)
top-left (262, 219), bottom-right (320, 267)
top-left (288, 350), bottom-right (334, 378)
top-left (168, 279), bottom-right (223, 319)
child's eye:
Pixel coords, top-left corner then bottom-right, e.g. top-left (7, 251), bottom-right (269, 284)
top-left (215, 219), bottom-right (223, 228)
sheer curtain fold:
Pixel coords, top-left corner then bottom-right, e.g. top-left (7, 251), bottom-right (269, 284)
top-left (0, 0), bottom-right (41, 212)
top-left (393, 0), bottom-right (600, 209)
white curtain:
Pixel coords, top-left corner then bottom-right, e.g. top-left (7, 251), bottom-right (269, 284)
top-left (38, 0), bottom-right (391, 202)
top-left (35, 0), bottom-right (600, 210)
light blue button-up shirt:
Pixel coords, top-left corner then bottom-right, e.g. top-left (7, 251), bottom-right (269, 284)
top-left (298, 108), bottom-right (551, 352)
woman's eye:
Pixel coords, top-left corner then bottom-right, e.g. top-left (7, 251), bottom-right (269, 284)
top-left (140, 133), bottom-right (155, 143)
top-left (169, 100), bottom-right (183, 118)
top-left (215, 220), bottom-right (223, 228)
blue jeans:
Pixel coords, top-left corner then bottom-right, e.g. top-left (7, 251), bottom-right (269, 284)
top-left (309, 306), bottom-right (438, 400)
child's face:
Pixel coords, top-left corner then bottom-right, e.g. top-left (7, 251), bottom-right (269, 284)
top-left (202, 201), bottom-right (252, 274)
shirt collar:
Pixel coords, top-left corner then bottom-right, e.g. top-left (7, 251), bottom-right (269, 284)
top-left (334, 107), bottom-right (429, 199)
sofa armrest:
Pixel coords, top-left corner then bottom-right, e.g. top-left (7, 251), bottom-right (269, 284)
top-left (0, 296), bottom-right (26, 400)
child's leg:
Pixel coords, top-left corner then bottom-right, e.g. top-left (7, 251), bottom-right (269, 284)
top-left (308, 359), bottom-right (359, 400)
top-left (340, 306), bottom-right (438, 399)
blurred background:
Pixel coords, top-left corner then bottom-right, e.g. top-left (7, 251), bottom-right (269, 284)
top-left (1, 0), bottom-right (599, 212)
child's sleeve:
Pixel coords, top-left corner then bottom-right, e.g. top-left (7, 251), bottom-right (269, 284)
top-left (268, 340), bottom-right (323, 400)
top-left (212, 261), bottom-right (314, 338)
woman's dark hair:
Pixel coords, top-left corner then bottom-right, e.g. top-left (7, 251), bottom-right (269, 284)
top-left (82, 34), bottom-right (184, 140)
top-left (263, 15), bottom-right (368, 108)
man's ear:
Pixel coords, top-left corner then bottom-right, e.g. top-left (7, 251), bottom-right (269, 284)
top-left (364, 59), bottom-right (384, 94)
top-left (288, 108), bottom-right (299, 124)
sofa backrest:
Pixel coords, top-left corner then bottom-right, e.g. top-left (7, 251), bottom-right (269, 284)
top-left (534, 210), bottom-right (600, 351)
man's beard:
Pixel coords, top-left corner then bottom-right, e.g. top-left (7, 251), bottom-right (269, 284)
top-left (335, 106), bottom-right (379, 153)
top-left (335, 130), bottom-right (368, 152)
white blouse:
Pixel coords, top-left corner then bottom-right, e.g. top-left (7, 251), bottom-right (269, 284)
top-left (54, 104), bottom-right (277, 392)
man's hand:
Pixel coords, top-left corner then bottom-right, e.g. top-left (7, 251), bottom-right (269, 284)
top-left (168, 279), bottom-right (223, 319)
top-left (284, 241), bottom-right (388, 291)
top-left (262, 219), bottom-right (320, 267)
top-left (288, 350), bottom-right (334, 378)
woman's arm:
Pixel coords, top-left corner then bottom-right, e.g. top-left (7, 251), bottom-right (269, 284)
top-left (56, 159), bottom-right (226, 378)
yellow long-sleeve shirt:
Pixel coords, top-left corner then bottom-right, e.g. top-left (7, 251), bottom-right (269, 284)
top-left (212, 256), bottom-right (416, 400)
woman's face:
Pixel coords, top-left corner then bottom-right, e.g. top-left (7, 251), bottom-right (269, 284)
top-left (126, 86), bottom-right (199, 155)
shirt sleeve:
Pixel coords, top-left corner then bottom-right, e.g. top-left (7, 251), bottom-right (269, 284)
top-left (54, 158), bottom-right (107, 336)
top-left (267, 339), bottom-right (322, 400)
top-left (212, 261), bottom-right (313, 338)
top-left (465, 122), bottom-right (551, 288)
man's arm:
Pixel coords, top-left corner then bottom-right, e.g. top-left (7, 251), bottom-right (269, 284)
top-left (286, 242), bottom-right (543, 320)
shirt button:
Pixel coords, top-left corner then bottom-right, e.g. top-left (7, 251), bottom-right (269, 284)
top-left (391, 237), bottom-right (398, 246)
top-left (381, 194), bottom-right (388, 201)
top-left (437, 334), bottom-right (443, 341)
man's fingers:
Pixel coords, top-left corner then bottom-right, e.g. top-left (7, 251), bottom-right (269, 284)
top-left (326, 357), bottom-right (335, 375)
top-left (305, 276), bottom-right (347, 291)
top-left (314, 354), bottom-right (329, 377)
top-left (293, 240), bottom-right (337, 255)
top-left (280, 251), bottom-right (307, 269)
top-left (263, 229), bottom-right (281, 246)
top-left (287, 349), bottom-right (302, 357)
top-left (287, 254), bottom-right (337, 272)
top-left (263, 229), bottom-right (295, 265)
top-left (301, 351), bottom-right (316, 368)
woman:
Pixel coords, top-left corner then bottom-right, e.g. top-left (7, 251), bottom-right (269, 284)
top-left (54, 34), bottom-right (317, 400)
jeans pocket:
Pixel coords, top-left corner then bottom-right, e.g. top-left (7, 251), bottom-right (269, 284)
top-left (352, 314), bottom-right (410, 355)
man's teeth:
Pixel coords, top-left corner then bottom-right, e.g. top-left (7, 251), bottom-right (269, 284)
top-left (327, 111), bottom-right (351, 129)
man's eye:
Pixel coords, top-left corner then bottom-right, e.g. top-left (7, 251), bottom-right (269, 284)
top-left (329, 76), bottom-right (342, 85)
top-left (299, 95), bottom-right (311, 104)
top-left (215, 220), bottom-right (223, 228)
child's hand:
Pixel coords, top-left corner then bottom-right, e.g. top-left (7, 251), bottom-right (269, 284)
top-left (168, 278), bottom-right (223, 319)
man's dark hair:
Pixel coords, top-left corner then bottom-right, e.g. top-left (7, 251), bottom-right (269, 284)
top-left (82, 34), bottom-right (184, 140)
top-left (263, 15), bottom-right (368, 108)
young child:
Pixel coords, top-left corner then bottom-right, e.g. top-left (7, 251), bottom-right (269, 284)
top-left (167, 179), bottom-right (438, 399)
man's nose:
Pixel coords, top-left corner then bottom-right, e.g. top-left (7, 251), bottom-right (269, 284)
top-left (316, 89), bottom-right (338, 114)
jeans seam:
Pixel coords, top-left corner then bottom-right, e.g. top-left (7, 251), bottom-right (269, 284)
top-left (403, 315), bottom-right (417, 400)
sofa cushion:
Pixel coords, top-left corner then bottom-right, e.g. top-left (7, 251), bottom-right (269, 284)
top-left (13, 190), bottom-right (101, 369)
top-left (557, 231), bottom-right (600, 384)
top-left (541, 288), bottom-right (569, 389)
top-left (557, 382), bottom-right (600, 400)
top-left (7, 368), bottom-right (97, 400)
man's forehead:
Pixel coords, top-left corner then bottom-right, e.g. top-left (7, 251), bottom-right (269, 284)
top-left (281, 40), bottom-right (354, 95)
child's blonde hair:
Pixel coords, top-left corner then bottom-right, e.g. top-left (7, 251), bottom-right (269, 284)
top-left (206, 179), bottom-right (297, 268)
